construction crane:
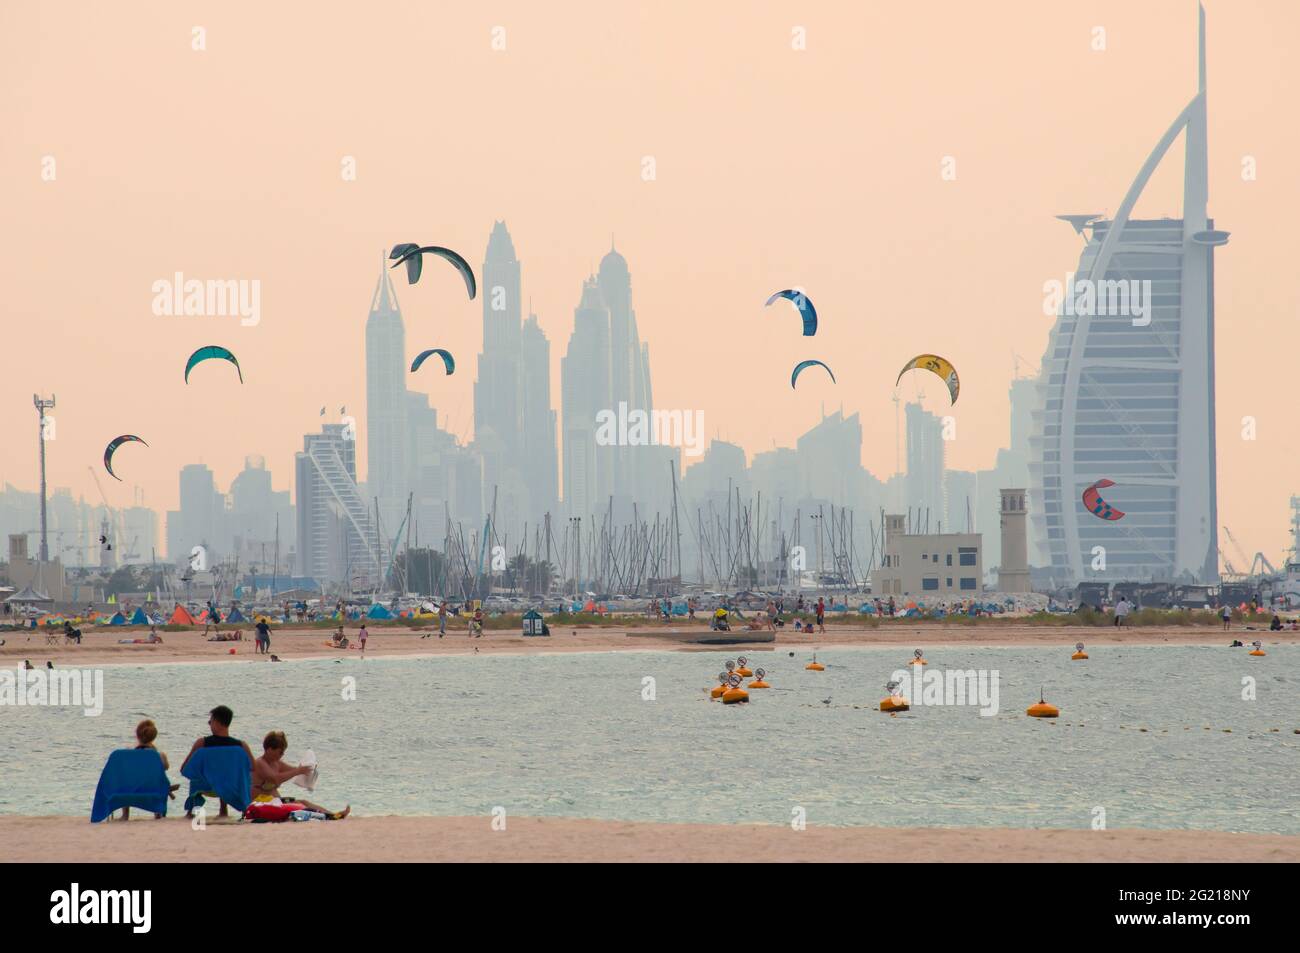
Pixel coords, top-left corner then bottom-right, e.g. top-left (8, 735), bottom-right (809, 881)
top-left (1223, 526), bottom-right (1277, 583)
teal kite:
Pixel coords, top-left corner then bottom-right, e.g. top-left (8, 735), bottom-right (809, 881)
top-left (791, 359), bottom-right (835, 389)
top-left (184, 345), bottom-right (243, 384)
top-left (766, 289), bottom-right (818, 336)
top-left (103, 435), bottom-right (148, 481)
top-left (410, 348), bottom-right (455, 375)
top-left (389, 243), bottom-right (477, 299)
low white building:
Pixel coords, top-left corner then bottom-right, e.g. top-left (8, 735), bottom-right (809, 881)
top-left (870, 514), bottom-right (982, 598)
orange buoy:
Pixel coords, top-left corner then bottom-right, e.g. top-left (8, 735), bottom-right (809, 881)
top-left (805, 662), bottom-right (824, 671)
top-left (908, 649), bottom-right (927, 666)
top-left (1072, 652), bottom-right (1088, 660)
top-left (1249, 649), bottom-right (1266, 656)
top-left (735, 656), bottom-right (753, 677)
top-left (722, 687), bottom-right (749, 704)
top-left (1027, 687), bottom-right (1059, 718)
top-left (1249, 640), bottom-right (1266, 656)
top-left (880, 696), bottom-right (909, 713)
top-left (710, 673), bottom-right (728, 698)
top-left (748, 667), bottom-right (770, 688)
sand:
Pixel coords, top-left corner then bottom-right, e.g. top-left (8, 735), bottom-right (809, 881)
top-left (3, 621), bottom-right (1294, 668)
top-left (3, 815), bottom-right (1298, 863)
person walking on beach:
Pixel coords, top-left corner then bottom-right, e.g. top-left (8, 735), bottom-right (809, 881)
top-left (181, 705), bottom-right (254, 819)
top-left (202, 600), bottom-right (222, 638)
top-left (1114, 597), bottom-right (1131, 628)
top-left (1221, 604), bottom-right (1232, 630)
top-left (471, 606), bottom-right (484, 637)
top-left (816, 597), bottom-right (826, 634)
top-left (438, 601), bottom-right (447, 638)
top-left (255, 618), bottom-right (271, 654)
top-left (358, 623), bottom-right (368, 657)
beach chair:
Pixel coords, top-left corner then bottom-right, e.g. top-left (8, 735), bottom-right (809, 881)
top-left (44, 631), bottom-right (60, 646)
top-left (90, 749), bottom-right (172, 822)
top-left (181, 746), bottom-right (252, 816)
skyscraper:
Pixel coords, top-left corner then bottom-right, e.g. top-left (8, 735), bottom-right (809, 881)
top-left (561, 277), bottom-right (612, 518)
top-left (365, 253), bottom-right (408, 532)
top-left (1029, 6), bottom-right (1220, 584)
top-left (905, 401), bottom-right (945, 532)
top-left (520, 312), bottom-right (558, 516)
top-left (295, 423), bottom-right (376, 587)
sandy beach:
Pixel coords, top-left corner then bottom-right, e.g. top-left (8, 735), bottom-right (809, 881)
top-left (4, 814), bottom-right (1298, 863)
top-left (3, 621), bottom-right (1295, 668)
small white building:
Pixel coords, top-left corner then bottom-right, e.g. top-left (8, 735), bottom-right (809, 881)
top-left (870, 514), bottom-right (982, 598)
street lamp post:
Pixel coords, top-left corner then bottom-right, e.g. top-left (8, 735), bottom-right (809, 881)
top-left (33, 394), bottom-right (56, 562)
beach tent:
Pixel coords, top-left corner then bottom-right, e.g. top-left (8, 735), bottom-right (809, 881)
top-left (110, 611), bottom-right (127, 625)
top-left (859, 603), bottom-right (876, 614)
top-left (831, 602), bottom-right (847, 612)
top-left (130, 607), bottom-right (148, 625)
top-left (367, 604), bottom-right (394, 620)
top-left (168, 604), bottom-right (196, 625)
top-left (672, 602), bottom-right (689, 616)
top-left (225, 607), bottom-right (247, 624)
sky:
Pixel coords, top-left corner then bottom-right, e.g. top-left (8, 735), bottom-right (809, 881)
top-left (2, 0), bottom-right (1297, 563)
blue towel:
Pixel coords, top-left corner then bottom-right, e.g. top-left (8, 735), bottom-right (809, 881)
top-left (90, 749), bottom-right (171, 823)
top-left (181, 746), bottom-right (252, 814)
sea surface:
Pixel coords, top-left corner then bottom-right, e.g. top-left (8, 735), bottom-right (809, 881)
top-left (2, 646), bottom-right (1297, 833)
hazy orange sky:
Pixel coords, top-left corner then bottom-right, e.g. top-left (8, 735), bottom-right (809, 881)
top-left (2, 1), bottom-right (1297, 562)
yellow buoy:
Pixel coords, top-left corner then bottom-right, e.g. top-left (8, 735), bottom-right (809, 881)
top-left (722, 687), bottom-right (749, 705)
top-left (1071, 652), bottom-right (1088, 660)
top-left (880, 696), bottom-right (909, 713)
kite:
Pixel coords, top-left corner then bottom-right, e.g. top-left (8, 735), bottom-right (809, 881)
top-left (103, 435), bottom-right (148, 481)
top-left (765, 289), bottom-right (817, 336)
top-left (184, 345), bottom-right (243, 384)
top-left (896, 353), bottom-right (959, 404)
top-left (790, 359), bottom-right (835, 389)
top-left (410, 348), bottom-right (456, 375)
top-left (1082, 479), bottom-right (1125, 521)
top-left (389, 243), bottom-right (477, 299)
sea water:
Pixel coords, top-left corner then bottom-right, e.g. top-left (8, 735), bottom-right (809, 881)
top-left (1, 646), bottom-right (1296, 833)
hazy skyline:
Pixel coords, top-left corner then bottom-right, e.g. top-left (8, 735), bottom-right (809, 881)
top-left (3, 1), bottom-right (1299, 563)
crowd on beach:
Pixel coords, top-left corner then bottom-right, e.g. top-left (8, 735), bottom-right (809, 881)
top-left (111, 705), bottom-right (349, 822)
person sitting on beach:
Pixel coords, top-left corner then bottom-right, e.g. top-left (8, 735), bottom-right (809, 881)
top-left (1270, 614), bottom-right (1283, 631)
top-left (63, 620), bottom-right (82, 644)
top-left (119, 719), bottom-right (181, 820)
top-left (180, 705), bottom-right (254, 819)
top-left (250, 731), bottom-right (349, 820)
top-left (146, 626), bottom-right (163, 644)
top-left (711, 607), bottom-right (730, 631)
top-left (330, 626), bottom-right (349, 648)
